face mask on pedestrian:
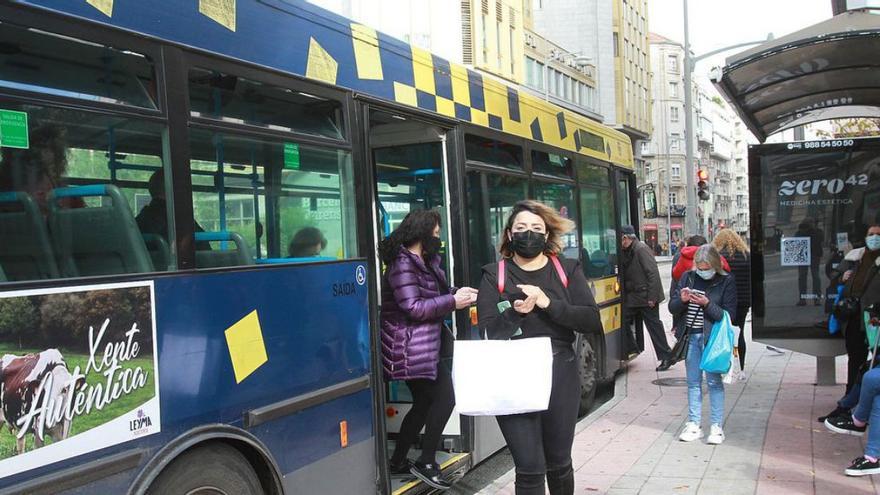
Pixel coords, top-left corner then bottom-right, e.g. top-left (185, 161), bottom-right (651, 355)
top-left (866, 234), bottom-right (880, 251)
top-left (423, 236), bottom-right (442, 256)
top-left (510, 231), bottom-right (547, 259)
top-left (696, 268), bottom-right (716, 280)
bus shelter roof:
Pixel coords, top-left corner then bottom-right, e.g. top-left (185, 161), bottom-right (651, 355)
top-left (712, 10), bottom-right (880, 142)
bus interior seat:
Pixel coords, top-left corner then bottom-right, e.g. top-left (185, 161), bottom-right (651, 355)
top-left (49, 184), bottom-right (154, 277)
top-left (0, 191), bottom-right (60, 281)
top-left (142, 233), bottom-right (171, 271)
top-left (194, 231), bottom-right (253, 268)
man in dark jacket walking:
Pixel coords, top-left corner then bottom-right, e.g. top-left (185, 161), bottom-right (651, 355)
top-left (620, 225), bottom-right (673, 371)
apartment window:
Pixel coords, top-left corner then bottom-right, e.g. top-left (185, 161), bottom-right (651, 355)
top-left (644, 161), bottom-right (652, 176)
top-left (671, 163), bottom-right (681, 178)
top-left (496, 23), bottom-right (502, 70)
top-left (509, 27), bottom-right (516, 74)
top-left (669, 82), bottom-right (678, 97)
top-left (481, 14), bottom-right (488, 63)
top-left (613, 33), bottom-right (619, 57)
top-left (670, 134), bottom-right (681, 151)
top-left (670, 192), bottom-right (678, 205)
top-left (670, 106), bottom-right (680, 122)
top-left (667, 54), bottom-right (679, 72)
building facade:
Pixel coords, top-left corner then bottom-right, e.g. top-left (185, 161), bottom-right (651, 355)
top-left (640, 33), bottom-right (686, 249)
top-left (306, 0), bottom-right (525, 84)
top-left (532, 1), bottom-right (652, 149)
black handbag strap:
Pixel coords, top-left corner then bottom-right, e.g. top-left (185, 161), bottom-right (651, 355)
top-left (682, 273), bottom-right (703, 331)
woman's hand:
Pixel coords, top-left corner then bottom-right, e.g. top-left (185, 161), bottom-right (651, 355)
top-left (517, 284), bottom-right (550, 309)
top-left (679, 288), bottom-right (692, 303)
top-left (692, 293), bottom-right (710, 307)
top-left (513, 294), bottom-right (538, 314)
top-left (454, 288), bottom-right (478, 309)
top-left (842, 270), bottom-right (854, 282)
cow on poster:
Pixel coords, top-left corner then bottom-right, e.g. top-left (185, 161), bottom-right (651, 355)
top-left (0, 281), bottom-right (160, 478)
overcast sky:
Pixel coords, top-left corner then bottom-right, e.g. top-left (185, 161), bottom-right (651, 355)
top-left (648, 0), bottom-right (833, 79)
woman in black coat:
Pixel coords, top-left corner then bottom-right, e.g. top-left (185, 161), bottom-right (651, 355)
top-left (713, 229), bottom-right (751, 371)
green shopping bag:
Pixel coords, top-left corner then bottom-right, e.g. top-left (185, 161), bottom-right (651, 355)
top-left (866, 311), bottom-right (879, 350)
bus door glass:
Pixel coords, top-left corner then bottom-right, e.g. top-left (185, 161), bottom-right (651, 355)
top-left (578, 160), bottom-right (624, 370)
top-left (367, 110), bottom-right (463, 486)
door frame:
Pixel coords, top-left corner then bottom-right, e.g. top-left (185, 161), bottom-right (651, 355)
top-left (355, 98), bottom-right (466, 494)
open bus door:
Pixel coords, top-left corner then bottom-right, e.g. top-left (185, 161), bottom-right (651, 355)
top-left (362, 105), bottom-right (471, 494)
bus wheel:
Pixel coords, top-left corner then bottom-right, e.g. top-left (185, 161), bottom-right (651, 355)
top-left (577, 336), bottom-right (598, 416)
top-left (148, 442), bottom-right (264, 495)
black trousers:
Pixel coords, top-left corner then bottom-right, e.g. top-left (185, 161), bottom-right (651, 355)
top-left (732, 305), bottom-right (750, 370)
top-left (496, 347), bottom-right (579, 495)
top-left (845, 312), bottom-right (869, 394)
top-left (390, 360), bottom-right (455, 465)
top-left (625, 305), bottom-right (671, 361)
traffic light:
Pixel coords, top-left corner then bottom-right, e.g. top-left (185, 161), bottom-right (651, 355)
top-left (697, 169), bottom-right (710, 201)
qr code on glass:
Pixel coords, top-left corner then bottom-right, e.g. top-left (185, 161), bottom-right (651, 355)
top-left (781, 237), bottom-right (811, 266)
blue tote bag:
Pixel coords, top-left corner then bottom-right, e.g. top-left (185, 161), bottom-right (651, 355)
top-left (701, 310), bottom-right (735, 374)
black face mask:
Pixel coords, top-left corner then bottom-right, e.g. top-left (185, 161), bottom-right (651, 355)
top-left (423, 236), bottom-right (442, 256)
top-left (510, 231), bottom-right (547, 259)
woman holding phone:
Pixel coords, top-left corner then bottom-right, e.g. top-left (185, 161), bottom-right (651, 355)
top-left (669, 244), bottom-right (737, 445)
top-left (476, 200), bottom-right (602, 495)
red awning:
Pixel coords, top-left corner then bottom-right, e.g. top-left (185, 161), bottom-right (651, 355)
top-left (643, 224), bottom-right (658, 231)
top-left (670, 223), bottom-right (683, 229)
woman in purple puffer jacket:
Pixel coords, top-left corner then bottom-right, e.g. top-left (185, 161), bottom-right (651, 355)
top-left (379, 209), bottom-right (478, 490)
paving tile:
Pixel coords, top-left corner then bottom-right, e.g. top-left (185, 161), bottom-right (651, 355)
top-left (609, 475), bottom-right (648, 490)
top-left (698, 478), bottom-right (757, 495)
top-left (639, 476), bottom-right (700, 494)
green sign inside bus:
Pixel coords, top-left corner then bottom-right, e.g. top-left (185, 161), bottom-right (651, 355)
top-left (0, 109), bottom-right (29, 149)
top-left (284, 142), bottom-right (300, 169)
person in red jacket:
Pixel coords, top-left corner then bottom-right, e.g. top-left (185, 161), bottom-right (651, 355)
top-left (673, 236), bottom-right (730, 281)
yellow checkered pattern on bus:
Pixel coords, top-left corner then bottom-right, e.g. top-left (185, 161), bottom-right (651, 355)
top-left (85, 1), bottom-right (632, 167)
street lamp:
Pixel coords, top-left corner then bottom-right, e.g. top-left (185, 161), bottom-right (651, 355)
top-left (682, 0), bottom-right (772, 235)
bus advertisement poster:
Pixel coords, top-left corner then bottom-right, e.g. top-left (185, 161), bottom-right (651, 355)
top-left (0, 281), bottom-right (160, 477)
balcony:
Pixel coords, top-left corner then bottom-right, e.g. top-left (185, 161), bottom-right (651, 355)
top-left (669, 204), bottom-right (687, 217)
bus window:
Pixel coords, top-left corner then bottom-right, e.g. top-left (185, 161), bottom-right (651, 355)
top-left (188, 68), bottom-right (344, 140)
top-left (0, 23), bottom-right (158, 110)
top-left (465, 134), bottom-right (523, 170)
top-left (577, 164), bottom-right (617, 279)
top-left (618, 178), bottom-right (633, 227)
top-left (465, 171), bottom-right (528, 287)
top-left (533, 182), bottom-right (579, 259)
top-left (188, 129), bottom-right (357, 267)
top-left (0, 103), bottom-right (171, 281)
top-left (532, 151), bottom-right (573, 179)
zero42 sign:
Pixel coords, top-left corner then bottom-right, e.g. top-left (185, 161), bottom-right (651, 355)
top-left (0, 281), bottom-right (160, 477)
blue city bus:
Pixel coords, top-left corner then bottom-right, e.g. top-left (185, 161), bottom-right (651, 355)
top-left (0, 1), bottom-right (637, 493)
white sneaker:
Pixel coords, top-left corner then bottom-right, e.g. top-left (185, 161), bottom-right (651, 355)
top-left (707, 424), bottom-right (725, 445)
top-left (679, 421), bottom-right (702, 442)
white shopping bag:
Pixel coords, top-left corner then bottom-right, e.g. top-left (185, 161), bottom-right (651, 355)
top-left (452, 337), bottom-right (553, 416)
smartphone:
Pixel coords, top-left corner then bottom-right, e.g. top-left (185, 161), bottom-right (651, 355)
top-left (509, 291), bottom-right (529, 302)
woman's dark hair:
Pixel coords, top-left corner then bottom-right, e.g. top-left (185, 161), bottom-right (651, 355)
top-left (288, 227), bottom-right (327, 257)
top-left (378, 209), bottom-right (441, 265)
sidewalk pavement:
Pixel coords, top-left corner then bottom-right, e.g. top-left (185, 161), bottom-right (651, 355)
top-left (477, 322), bottom-right (880, 494)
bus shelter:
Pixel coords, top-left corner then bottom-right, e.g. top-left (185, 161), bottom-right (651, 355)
top-left (712, 9), bottom-right (880, 384)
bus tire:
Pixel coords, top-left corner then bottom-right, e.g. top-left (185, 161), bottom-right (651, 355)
top-left (147, 442), bottom-right (264, 495)
top-left (577, 335), bottom-right (598, 416)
